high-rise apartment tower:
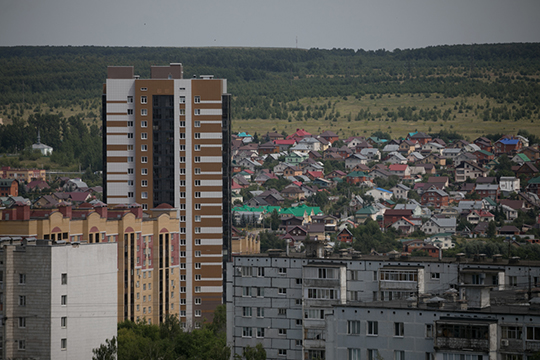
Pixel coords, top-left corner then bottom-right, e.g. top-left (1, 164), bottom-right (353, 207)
top-left (103, 63), bottom-right (231, 327)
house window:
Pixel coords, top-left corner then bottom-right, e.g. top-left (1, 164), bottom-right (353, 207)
top-left (61, 338), bottom-right (67, 350)
top-left (141, 96), bottom-right (147, 104)
top-left (141, 109), bottom-right (147, 116)
top-left (278, 267), bottom-right (287, 274)
top-left (425, 324), bottom-right (433, 338)
top-left (141, 87), bottom-right (147, 91)
top-left (195, 227), bottom-right (201, 234)
top-left (195, 310), bottom-right (202, 317)
top-left (180, 145), bottom-right (186, 151)
top-left (61, 273), bottom-right (67, 285)
top-left (127, 133), bottom-right (134, 139)
top-left (195, 180), bottom-right (201, 186)
top-left (128, 168), bottom-right (134, 174)
top-left (394, 350), bottom-right (405, 360)
top-left (257, 307), bottom-right (264, 317)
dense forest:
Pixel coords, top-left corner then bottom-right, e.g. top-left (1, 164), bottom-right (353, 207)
top-left (1, 43), bottom-right (540, 171)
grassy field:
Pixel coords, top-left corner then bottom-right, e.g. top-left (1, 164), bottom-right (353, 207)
top-left (232, 94), bottom-right (539, 140)
top-left (2, 93), bottom-right (537, 142)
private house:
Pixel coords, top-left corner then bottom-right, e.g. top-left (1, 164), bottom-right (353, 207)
top-left (286, 128), bottom-right (312, 142)
top-left (346, 171), bottom-right (370, 185)
top-left (319, 130), bottom-right (339, 144)
top-left (389, 217), bottom-right (417, 234)
top-left (399, 140), bottom-right (417, 155)
top-left (499, 177), bottom-right (520, 195)
top-left (366, 187), bottom-right (393, 202)
top-left (494, 137), bottom-right (523, 155)
top-left (388, 164), bottom-right (410, 178)
top-left (475, 184), bottom-right (499, 200)
top-left (285, 151), bottom-right (308, 164)
top-left (421, 188), bottom-right (449, 208)
top-left (424, 153), bottom-right (446, 166)
top-left (273, 139), bottom-right (297, 151)
top-left (0, 179), bottom-right (19, 197)
top-left (454, 161), bottom-right (488, 182)
top-left (391, 184), bottom-right (410, 200)
top-left (336, 228), bottom-right (353, 243)
top-left (345, 154), bottom-right (368, 169)
top-left (474, 150), bottom-right (495, 165)
top-left (421, 217), bottom-right (456, 234)
top-left (383, 209), bottom-right (413, 228)
top-left (409, 131), bottom-right (432, 145)
top-left (258, 141), bottom-right (280, 154)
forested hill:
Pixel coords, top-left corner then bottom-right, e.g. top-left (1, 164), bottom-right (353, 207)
top-left (1, 43), bottom-right (540, 109)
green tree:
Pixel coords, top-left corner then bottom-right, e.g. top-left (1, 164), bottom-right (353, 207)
top-left (92, 336), bottom-right (117, 360)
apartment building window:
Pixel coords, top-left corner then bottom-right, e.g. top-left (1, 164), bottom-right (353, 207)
top-left (141, 180), bottom-right (148, 187)
top-left (61, 295), bottom-right (67, 305)
top-left (18, 317), bottom-right (26, 328)
top-left (278, 308), bottom-right (287, 316)
top-left (180, 157), bottom-right (186, 163)
top-left (195, 263), bottom-right (201, 269)
top-left (195, 286), bottom-right (201, 293)
top-left (257, 328), bottom-right (265, 338)
top-left (61, 273), bottom-right (67, 285)
top-left (194, 157), bottom-right (201, 163)
top-left (180, 238), bottom-right (186, 245)
top-left (195, 216), bottom-right (201, 222)
top-left (194, 109), bottom-right (201, 115)
top-left (127, 96), bottom-right (133, 103)
top-left (194, 121), bottom-right (201, 127)
top-left (179, 109), bottom-right (185, 115)
top-left (278, 329), bottom-right (287, 336)
top-left (141, 133), bottom-right (148, 140)
top-left (18, 340), bottom-right (25, 350)
top-left (141, 109), bottom-right (147, 116)
top-left (256, 287), bottom-right (264, 297)
top-left (348, 320), bottom-right (361, 335)
top-left (296, 319), bottom-right (303, 326)
top-left (180, 227), bottom-right (186, 234)
top-left (180, 216), bottom-right (186, 222)
top-left (127, 180), bottom-right (134, 186)
top-left (180, 299), bottom-right (186, 305)
top-left (195, 298), bottom-right (201, 305)
top-left (368, 350), bottom-right (380, 360)
top-left (296, 278), bottom-right (302, 285)
top-left (394, 322), bottom-right (404, 337)
top-left (180, 251), bottom-right (186, 257)
top-left (368, 321), bottom-right (378, 335)
top-left (278, 267), bottom-right (287, 274)
top-left (278, 349), bottom-right (287, 356)
top-left (141, 144), bottom-right (148, 151)
top-left (194, 133), bottom-right (201, 139)
top-left (141, 87), bottom-right (147, 91)
top-left (278, 288), bottom-right (287, 295)
top-left (61, 317), bottom-right (67, 328)
top-left (195, 274), bottom-right (201, 281)
top-left (195, 168), bottom-right (201, 174)
top-left (242, 327), bottom-right (252, 338)
top-left (257, 267), bottom-right (265, 277)
top-left (295, 299), bottom-right (302, 305)
top-left (180, 287), bottom-right (186, 293)
top-left (194, 180), bottom-right (202, 187)
top-left (295, 340), bottom-right (302, 346)
top-left (194, 96), bottom-right (201, 103)
top-left (195, 204), bottom-right (201, 210)
top-left (141, 96), bottom-right (147, 104)
top-left (195, 238), bottom-right (201, 245)
top-left (195, 251), bottom-right (201, 257)
top-left (194, 144), bottom-right (201, 151)
top-left (348, 349), bottom-right (361, 360)
top-left (127, 144), bottom-right (134, 151)
top-left (195, 227), bottom-right (201, 234)
top-left (394, 350), bottom-right (405, 360)
top-left (179, 96), bottom-right (185, 103)
top-left (128, 192), bottom-right (134, 198)
top-left (141, 168), bottom-right (148, 175)
top-left (141, 192), bottom-right (148, 199)
top-left (127, 109), bottom-right (133, 115)
top-left (19, 295), bottom-right (26, 306)
top-left (127, 157), bottom-right (134, 163)
top-left (19, 274), bottom-right (26, 284)
top-left (127, 133), bottom-right (134, 139)
top-left (141, 120), bottom-right (147, 127)
top-left (180, 263), bottom-right (186, 269)
top-left (425, 324), bottom-right (433, 337)
top-left (195, 192), bottom-right (201, 198)
top-left (243, 307), bottom-right (252, 317)
top-left (256, 307), bottom-right (264, 317)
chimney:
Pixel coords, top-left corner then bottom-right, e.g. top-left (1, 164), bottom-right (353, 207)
top-left (16, 204), bottom-right (30, 220)
top-left (94, 205), bottom-right (107, 218)
top-left (58, 205), bottom-right (72, 219)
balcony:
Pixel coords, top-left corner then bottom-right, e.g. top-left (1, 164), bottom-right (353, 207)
top-left (500, 338), bottom-right (524, 353)
top-left (435, 337), bottom-right (489, 352)
top-left (526, 341), bottom-right (540, 353)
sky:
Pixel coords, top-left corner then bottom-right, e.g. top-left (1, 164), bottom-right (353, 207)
top-left (1, 0), bottom-right (539, 51)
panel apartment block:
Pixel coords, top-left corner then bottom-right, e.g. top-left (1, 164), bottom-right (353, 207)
top-left (0, 240), bottom-right (117, 360)
top-left (103, 64), bottom-right (231, 327)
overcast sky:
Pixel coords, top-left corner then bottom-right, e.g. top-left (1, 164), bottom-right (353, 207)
top-left (1, 0), bottom-right (539, 50)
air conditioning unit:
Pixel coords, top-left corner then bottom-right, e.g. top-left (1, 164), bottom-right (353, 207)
top-left (501, 339), bottom-right (509, 347)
